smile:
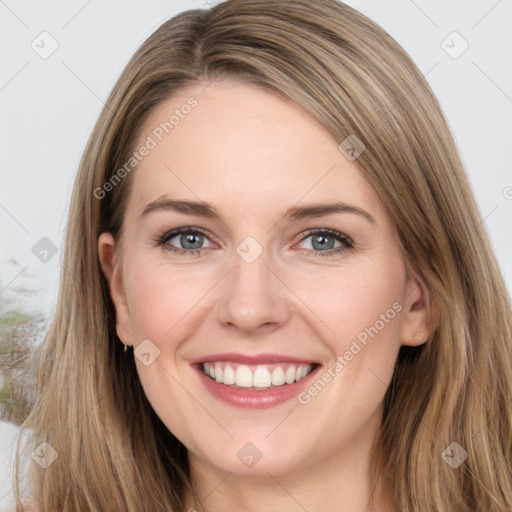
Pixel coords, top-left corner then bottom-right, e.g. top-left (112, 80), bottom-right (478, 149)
top-left (202, 362), bottom-right (315, 389)
top-left (191, 353), bottom-right (321, 409)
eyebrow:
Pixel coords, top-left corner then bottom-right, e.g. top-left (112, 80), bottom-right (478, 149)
top-left (139, 196), bottom-right (376, 225)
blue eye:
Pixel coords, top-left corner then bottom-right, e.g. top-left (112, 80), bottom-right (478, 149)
top-left (157, 228), bottom-right (213, 256)
top-left (297, 229), bottom-right (354, 257)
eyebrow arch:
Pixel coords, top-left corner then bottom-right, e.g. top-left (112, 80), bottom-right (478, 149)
top-left (139, 196), bottom-right (376, 225)
top-left (283, 202), bottom-right (375, 225)
top-left (139, 196), bottom-right (220, 220)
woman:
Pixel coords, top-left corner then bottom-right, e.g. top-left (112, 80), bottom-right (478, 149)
top-left (13, 0), bottom-right (512, 510)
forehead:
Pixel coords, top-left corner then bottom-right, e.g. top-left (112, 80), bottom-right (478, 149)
top-left (127, 80), bottom-right (382, 220)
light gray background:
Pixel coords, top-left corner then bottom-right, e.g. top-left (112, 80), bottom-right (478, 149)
top-left (0, 0), bottom-right (511, 508)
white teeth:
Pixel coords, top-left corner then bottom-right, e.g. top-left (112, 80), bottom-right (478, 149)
top-left (202, 362), bottom-right (314, 389)
top-left (271, 367), bottom-right (285, 386)
top-left (223, 365), bottom-right (236, 385)
top-left (253, 366), bottom-right (272, 388)
top-left (235, 365), bottom-right (253, 387)
top-left (285, 366), bottom-right (296, 384)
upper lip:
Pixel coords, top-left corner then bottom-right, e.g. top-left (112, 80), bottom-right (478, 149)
top-left (189, 352), bottom-right (319, 365)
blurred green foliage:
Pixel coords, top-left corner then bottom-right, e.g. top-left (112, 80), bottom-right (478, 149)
top-left (0, 282), bottom-right (44, 426)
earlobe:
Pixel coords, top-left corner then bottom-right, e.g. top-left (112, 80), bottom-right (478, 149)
top-left (400, 268), bottom-right (433, 347)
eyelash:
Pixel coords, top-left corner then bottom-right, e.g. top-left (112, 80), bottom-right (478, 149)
top-left (155, 227), bottom-right (354, 258)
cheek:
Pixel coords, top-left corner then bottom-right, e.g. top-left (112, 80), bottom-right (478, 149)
top-left (291, 263), bottom-right (404, 443)
top-left (289, 259), bottom-right (405, 353)
top-left (123, 255), bottom-right (216, 341)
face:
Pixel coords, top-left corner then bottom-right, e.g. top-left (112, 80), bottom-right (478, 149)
top-left (99, 80), bottom-right (429, 481)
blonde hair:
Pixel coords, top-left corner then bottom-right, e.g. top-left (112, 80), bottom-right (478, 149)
top-left (13, 0), bottom-right (512, 510)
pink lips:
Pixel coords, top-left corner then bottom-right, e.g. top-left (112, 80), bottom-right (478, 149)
top-left (190, 352), bottom-right (320, 409)
top-left (189, 352), bottom-right (318, 365)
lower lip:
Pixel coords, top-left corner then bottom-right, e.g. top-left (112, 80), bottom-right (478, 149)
top-left (193, 364), bottom-right (320, 409)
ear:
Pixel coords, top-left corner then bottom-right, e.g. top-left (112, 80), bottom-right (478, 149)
top-left (97, 232), bottom-right (133, 347)
top-left (400, 267), bottom-right (433, 347)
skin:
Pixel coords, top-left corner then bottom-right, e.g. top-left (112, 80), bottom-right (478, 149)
top-left (98, 80), bottom-right (430, 512)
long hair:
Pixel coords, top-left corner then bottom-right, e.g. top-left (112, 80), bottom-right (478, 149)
top-left (14, 0), bottom-right (512, 510)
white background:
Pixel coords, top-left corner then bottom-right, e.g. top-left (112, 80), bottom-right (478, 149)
top-left (1, 0), bottom-right (511, 508)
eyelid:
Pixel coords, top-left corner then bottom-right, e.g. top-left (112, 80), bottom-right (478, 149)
top-left (296, 227), bottom-right (353, 244)
top-left (160, 225), bottom-right (212, 239)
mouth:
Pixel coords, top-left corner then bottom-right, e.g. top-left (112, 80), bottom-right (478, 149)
top-left (190, 354), bottom-right (321, 408)
top-left (200, 361), bottom-right (317, 390)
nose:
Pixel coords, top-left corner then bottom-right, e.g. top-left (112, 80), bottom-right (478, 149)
top-left (215, 244), bottom-right (292, 335)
